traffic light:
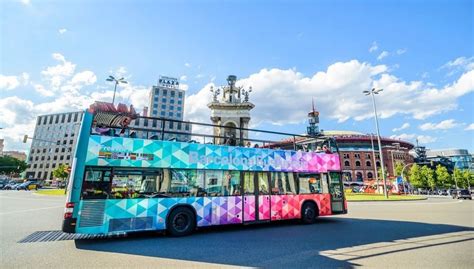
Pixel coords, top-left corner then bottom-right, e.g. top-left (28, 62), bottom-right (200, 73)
top-left (22, 135), bottom-right (28, 143)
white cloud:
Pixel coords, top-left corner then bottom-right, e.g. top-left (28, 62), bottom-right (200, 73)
top-left (184, 63), bottom-right (191, 68)
top-left (41, 53), bottom-right (76, 89)
top-left (180, 75), bottom-right (187, 81)
top-left (19, 0), bottom-right (30, 5)
top-left (390, 133), bottom-right (437, 144)
top-left (377, 51), bottom-right (389, 61)
top-left (58, 28), bottom-right (67, 34)
top-left (0, 72), bottom-right (29, 90)
top-left (465, 123), bottom-right (474, 130)
top-left (34, 84), bottom-right (54, 97)
top-left (396, 48), bottom-right (407, 55)
top-left (369, 41), bottom-right (378, 53)
top-left (441, 56), bottom-right (474, 76)
top-left (185, 58), bottom-right (474, 127)
top-left (392, 123), bottom-right (410, 132)
top-left (0, 75), bottom-right (20, 90)
top-left (419, 119), bottom-right (460, 131)
top-left (71, 71), bottom-right (97, 86)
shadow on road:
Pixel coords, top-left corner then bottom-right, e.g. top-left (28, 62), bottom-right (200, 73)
top-left (74, 217), bottom-right (473, 268)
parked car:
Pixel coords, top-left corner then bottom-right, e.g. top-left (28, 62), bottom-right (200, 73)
top-left (438, 189), bottom-right (448, 196)
top-left (452, 189), bottom-right (472, 200)
top-left (0, 178), bottom-right (9, 189)
top-left (15, 181), bottom-right (39, 191)
top-left (3, 182), bottom-right (21, 190)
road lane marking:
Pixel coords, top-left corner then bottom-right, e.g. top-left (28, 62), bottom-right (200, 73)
top-left (349, 199), bottom-right (463, 206)
top-left (0, 205), bottom-right (63, 215)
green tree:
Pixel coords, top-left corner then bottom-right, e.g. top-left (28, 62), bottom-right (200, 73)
top-left (0, 156), bottom-right (27, 175)
top-left (435, 165), bottom-right (451, 188)
top-left (394, 162), bottom-right (404, 177)
top-left (460, 169), bottom-right (473, 189)
top-left (453, 168), bottom-right (463, 188)
top-left (421, 166), bottom-right (436, 190)
top-left (408, 164), bottom-right (425, 188)
top-left (52, 164), bottom-right (69, 184)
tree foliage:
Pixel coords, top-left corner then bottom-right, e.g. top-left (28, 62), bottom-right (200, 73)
top-left (435, 165), bottom-right (451, 188)
top-left (0, 156), bottom-right (27, 175)
top-left (52, 164), bottom-right (69, 181)
top-left (408, 164), bottom-right (425, 188)
top-left (394, 162), bottom-right (404, 177)
top-left (421, 165), bottom-right (436, 190)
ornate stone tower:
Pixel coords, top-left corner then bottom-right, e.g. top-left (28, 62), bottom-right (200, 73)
top-left (208, 75), bottom-right (254, 145)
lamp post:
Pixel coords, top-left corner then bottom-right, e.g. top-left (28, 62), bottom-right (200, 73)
top-left (106, 75), bottom-right (128, 105)
top-left (363, 88), bottom-right (388, 198)
top-left (369, 133), bottom-right (380, 192)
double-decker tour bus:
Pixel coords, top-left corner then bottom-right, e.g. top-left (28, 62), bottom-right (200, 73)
top-left (62, 102), bottom-right (346, 236)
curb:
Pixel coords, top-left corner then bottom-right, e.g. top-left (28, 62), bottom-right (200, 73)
top-left (347, 197), bottom-right (428, 202)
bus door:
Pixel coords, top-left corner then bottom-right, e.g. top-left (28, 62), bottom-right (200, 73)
top-left (328, 172), bottom-right (344, 213)
top-left (243, 172), bottom-right (271, 222)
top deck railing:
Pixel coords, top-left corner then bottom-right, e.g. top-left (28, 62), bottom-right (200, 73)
top-left (91, 112), bottom-right (338, 153)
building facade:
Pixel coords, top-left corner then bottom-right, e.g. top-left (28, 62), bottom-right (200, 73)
top-left (2, 151), bottom-right (27, 161)
top-left (148, 76), bottom-right (185, 119)
top-left (329, 131), bottom-right (415, 183)
top-left (25, 111), bottom-right (84, 180)
top-left (426, 149), bottom-right (472, 171)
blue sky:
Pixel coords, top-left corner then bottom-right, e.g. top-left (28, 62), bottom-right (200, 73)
top-left (1, 0), bottom-right (473, 152)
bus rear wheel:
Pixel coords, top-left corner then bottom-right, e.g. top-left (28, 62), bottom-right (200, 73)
top-left (167, 207), bottom-right (196, 236)
top-left (301, 202), bottom-right (319, 224)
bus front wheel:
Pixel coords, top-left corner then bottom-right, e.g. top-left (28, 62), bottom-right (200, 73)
top-left (167, 207), bottom-right (196, 236)
top-left (301, 202), bottom-right (319, 224)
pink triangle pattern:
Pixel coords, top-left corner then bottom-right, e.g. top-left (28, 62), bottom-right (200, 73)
top-left (243, 195), bottom-right (256, 221)
top-left (258, 195), bottom-right (270, 220)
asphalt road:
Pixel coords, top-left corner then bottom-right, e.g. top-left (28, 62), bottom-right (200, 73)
top-left (1, 191), bottom-right (473, 268)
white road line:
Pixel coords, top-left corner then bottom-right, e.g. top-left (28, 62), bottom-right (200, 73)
top-left (0, 205), bottom-right (64, 215)
top-left (349, 199), bottom-right (463, 206)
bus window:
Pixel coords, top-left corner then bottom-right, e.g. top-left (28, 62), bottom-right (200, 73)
top-left (243, 172), bottom-right (255, 195)
top-left (205, 170), bottom-right (223, 196)
top-left (169, 169), bottom-right (204, 197)
top-left (328, 172), bottom-right (343, 199)
top-left (257, 172), bottom-right (269, 195)
top-left (271, 172), bottom-right (296, 194)
top-left (298, 173), bottom-right (323, 194)
top-left (111, 170), bottom-right (142, 199)
top-left (81, 167), bottom-right (111, 199)
top-left (223, 171), bottom-right (241, 196)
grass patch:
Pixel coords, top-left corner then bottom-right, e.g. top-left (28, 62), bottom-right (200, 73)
top-left (346, 193), bottom-right (426, 201)
top-left (36, 189), bottom-right (66, 196)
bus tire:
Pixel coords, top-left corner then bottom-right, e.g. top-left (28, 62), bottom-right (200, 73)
top-left (166, 206), bottom-right (196, 237)
top-left (301, 202), bottom-right (319, 224)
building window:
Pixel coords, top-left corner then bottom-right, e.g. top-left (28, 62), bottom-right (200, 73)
top-left (161, 104), bottom-right (166, 109)
top-left (153, 103), bottom-right (158, 108)
top-left (42, 116), bottom-right (47, 125)
top-left (144, 119), bottom-right (148, 126)
top-left (160, 111), bottom-right (165, 117)
top-left (376, 161), bottom-right (381, 167)
top-left (366, 153), bottom-right (371, 159)
top-left (366, 161), bottom-right (371, 167)
top-left (163, 89), bottom-right (167, 96)
top-left (178, 100), bottom-right (182, 105)
top-left (376, 154), bottom-right (380, 160)
top-left (170, 99), bottom-right (175, 104)
top-left (152, 119), bottom-right (157, 128)
top-left (52, 163), bottom-right (56, 168)
top-left (355, 161), bottom-right (361, 167)
top-left (169, 121), bottom-right (174, 129)
top-left (169, 112), bottom-right (173, 117)
top-left (356, 172), bottom-right (363, 181)
top-left (354, 153), bottom-right (361, 159)
top-left (49, 116), bottom-right (53, 124)
top-left (367, 172), bottom-right (373, 179)
top-left (177, 107), bottom-right (182, 111)
top-left (66, 155), bottom-right (70, 160)
top-left (162, 98), bottom-right (166, 103)
top-left (170, 91), bottom-right (175, 97)
top-left (60, 156), bottom-right (64, 160)
top-left (55, 115), bottom-right (59, 124)
top-left (67, 113), bottom-right (72, 122)
top-left (33, 164), bottom-right (37, 168)
top-left (61, 114), bottom-right (66, 123)
top-left (344, 160), bottom-right (350, 167)
top-left (178, 92), bottom-right (183, 98)
top-left (154, 97), bottom-right (158, 102)
top-left (154, 88), bottom-right (159, 95)
top-left (170, 106), bottom-right (174, 110)
top-left (54, 156), bottom-right (57, 160)
top-left (177, 113), bottom-right (181, 118)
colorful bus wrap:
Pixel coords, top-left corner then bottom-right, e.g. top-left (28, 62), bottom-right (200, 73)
top-left (62, 107), bottom-right (346, 236)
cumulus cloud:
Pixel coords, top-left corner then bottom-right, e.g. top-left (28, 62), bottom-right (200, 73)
top-left (465, 123), bottom-right (474, 130)
top-left (185, 58), bottom-right (474, 127)
top-left (0, 72), bottom-right (29, 90)
top-left (377, 51), bottom-right (389, 61)
top-left (58, 28), bottom-right (67, 34)
top-left (390, 133), bottom-right (437, 144)
top-left (369, 41), bottom-right (378, 53)
top-left (396, 48), bottom-right (407, 55)
top-left (392, 123), bottom-right (410, 132)
top-left (419, 119), bottom-right (460, 131)
top-left (441, 56), bottom-right (474, 76)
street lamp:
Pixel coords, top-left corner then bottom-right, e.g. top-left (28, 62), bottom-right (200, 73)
top-left (369, 133), bottom-right (380, 191)
top-left (363, 88), bottom-right (388, 198)
top-left (106, 75), bottom-right (128, 105)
